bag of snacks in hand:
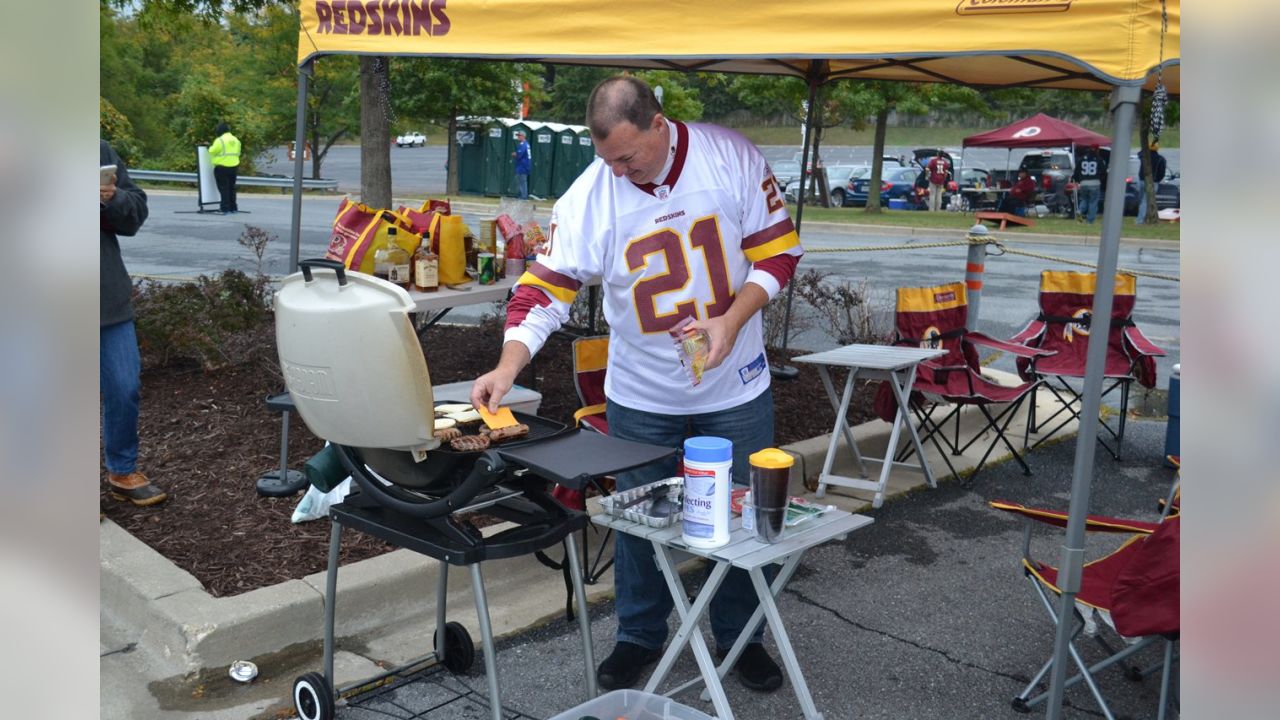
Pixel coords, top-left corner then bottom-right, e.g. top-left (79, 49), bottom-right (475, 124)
top-left (669, 316), bottom-right (711, 386)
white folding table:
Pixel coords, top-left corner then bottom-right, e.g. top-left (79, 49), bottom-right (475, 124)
top-left (592, 509), bottom-right (874, 720)
top-left (793, 344), bottom-right (946, 509)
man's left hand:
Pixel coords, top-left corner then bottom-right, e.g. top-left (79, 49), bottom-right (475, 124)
top-left (100, 183), bottom-right (116, 204)
top-left (687, 314), bottom-right (740, 372)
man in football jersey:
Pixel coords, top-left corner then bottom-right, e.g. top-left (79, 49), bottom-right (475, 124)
top-left (926, 149), bottom-right (950, 212)
top-left (472, 76), bottom-right (802, 693)
top-left (1072, 144), bottom-right (1106, 224)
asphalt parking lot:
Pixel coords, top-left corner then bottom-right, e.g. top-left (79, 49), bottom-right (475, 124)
top-left (336, 420), bottom-right (1179, 720)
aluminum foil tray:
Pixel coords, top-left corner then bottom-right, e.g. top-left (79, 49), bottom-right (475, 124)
top-left (600, 477), bottom-right (684, 528)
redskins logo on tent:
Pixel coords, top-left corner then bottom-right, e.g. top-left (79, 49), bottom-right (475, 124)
top-left (1062, 307), bottom-right (1092, 343)
top-left (920, 326), bottom-right (944, 350)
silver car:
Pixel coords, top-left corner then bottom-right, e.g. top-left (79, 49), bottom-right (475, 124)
top-left (785, 165), bottom-right (871, 207)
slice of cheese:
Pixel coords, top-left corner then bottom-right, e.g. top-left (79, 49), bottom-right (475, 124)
top-left (478, 406), bottom-right (518, 430)
top-left (433, 417), bottom-right (457, 431)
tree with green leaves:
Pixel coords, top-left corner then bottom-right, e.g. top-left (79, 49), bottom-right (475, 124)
top-left (731, 75), bottom-right (872, 207)
top-left (227, 6), bottom-right (359, 179)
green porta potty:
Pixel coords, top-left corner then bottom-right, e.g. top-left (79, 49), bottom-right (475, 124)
top-left (454, 120), bottom-right (487, 195)
top-left (481, 120), bottom-right (509, 197)
top-left (550, 123), bottom-right (581, 197)
top-left (575, 126), bottom-right (597, 177)
top-left (503, 120), bottom-right (537, 198)
top-left (529, 123), bottom-right (555, 199)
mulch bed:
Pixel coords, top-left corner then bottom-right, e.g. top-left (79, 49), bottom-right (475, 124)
top-left (100, 322), bottom-right (876, 598)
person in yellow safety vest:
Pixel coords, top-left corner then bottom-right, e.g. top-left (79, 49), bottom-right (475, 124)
top-left (210, 122), bottom-right (242, 214)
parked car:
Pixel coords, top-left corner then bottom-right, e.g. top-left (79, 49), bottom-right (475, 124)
top-left (1097, 152), bottom-right (1181, 216)
top-left (785, 165), bottom-right (870, 207)
top-left (848, 166), bottom-right (922, 207)
top-left (396, 131), bottom-right (427, 147)
top-left (770, 160), bottom-right (802, 189)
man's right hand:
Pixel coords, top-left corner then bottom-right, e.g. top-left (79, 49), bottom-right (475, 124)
top-left (469, 340), bottom-right (532, 413)
top-left (470, 368), bottom-right (516, 414)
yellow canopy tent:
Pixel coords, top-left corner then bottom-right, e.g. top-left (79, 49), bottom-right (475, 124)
top-left (286, 4), bottom-right (1180, 720)
top-left (295, 0), bottom-right (1178, 93)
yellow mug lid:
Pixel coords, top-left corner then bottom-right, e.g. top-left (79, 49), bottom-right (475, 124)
top-left (749, 448), bottom-right (794, 469)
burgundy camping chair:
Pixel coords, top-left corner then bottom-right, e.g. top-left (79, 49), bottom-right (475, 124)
top-left (874, 282), bottom-right (1051, 482)
top-left (990, 500), bottom-right (1180, 720)
top-left (571, 335), bottom-right (610, 435)
top-left (1012, 271), bottom-right (1165, 460)
top-left (539, 335), bottom-right (615, 599)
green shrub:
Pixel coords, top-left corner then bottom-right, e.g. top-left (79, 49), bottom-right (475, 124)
top-left (132, 269), bottom-right (273, 371)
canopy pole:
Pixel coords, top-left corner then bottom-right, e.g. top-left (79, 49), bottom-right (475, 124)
top-left (1043, 83), bottom-right (1141, 720)
top-left (288, 59), bottom-right (313, 274)
top-left (772, 61), bottom-right (826, 380)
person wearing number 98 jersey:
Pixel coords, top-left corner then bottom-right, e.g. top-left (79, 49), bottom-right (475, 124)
top-left (471, 76), bottom-right (802, 694)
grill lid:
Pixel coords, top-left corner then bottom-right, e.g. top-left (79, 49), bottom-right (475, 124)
top-left (275, 260), bottom-right (439, 455)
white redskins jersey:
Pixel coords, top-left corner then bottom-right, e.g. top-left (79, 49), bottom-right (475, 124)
top-left (506, 120), bottom-right (802, 415)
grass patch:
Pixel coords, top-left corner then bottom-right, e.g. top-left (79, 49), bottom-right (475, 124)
top-left (732, 125), bottom-right (1179, 150)
top-left (790, 204), bottom-right (1181, 242)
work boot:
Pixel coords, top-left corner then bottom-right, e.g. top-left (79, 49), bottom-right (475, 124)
top-left (718, 643), bottom-right (783, 692)
top-left (596, 641), bottom-right (662, 690)
top-left (107, 471), bottom-right (168, 507)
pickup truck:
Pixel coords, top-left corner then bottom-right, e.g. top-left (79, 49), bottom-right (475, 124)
top-left (395, 132), bottom-right (427, 148)
top-left (989, 150), bottom-right (1075, 215)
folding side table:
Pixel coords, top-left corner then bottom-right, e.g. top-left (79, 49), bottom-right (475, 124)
top-left (793, 344), bottom-right (946, 509)
top-left (592, 509), bottom-right (874, 720)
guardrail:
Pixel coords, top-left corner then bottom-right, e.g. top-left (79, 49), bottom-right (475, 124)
top-left (131, 170), bottom-right (340, 192)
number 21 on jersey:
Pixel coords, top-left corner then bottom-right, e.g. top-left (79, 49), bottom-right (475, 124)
top-left (625, 215), bottom-right (735, 333)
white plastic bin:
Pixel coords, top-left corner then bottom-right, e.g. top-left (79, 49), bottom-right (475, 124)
top-left (548, 689), bottom-right (714, 720)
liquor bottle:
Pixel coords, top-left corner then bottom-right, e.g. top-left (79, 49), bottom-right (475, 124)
top-left (374, 227), bottom-right (412, 290)
top-left (412, 233), bottom-right (439, 293)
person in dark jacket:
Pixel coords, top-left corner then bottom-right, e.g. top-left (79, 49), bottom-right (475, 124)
top-left (1136, 142), bottom-right (1167, 224)
top-left (1072, 144), bottom-right (1106, 224)
top-left (101, 140), bottom-right (167, 506)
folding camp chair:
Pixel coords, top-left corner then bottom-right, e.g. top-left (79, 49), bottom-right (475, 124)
top-left (571, 335), bottom-right (610, 434)
top-left (990, 501), bottom-right (1180, 720)
top-left (1012, 270), bottom-right (1165, 460)
top-left (874, 281), bottom-right (1051, 481)
top-left (538, 336), bottom-right (616, 603)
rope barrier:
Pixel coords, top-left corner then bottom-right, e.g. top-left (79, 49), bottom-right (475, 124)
top-left (801, 236), bottom-right (1180, 283)
top-left (999, 246), bottom-right (1181, 282)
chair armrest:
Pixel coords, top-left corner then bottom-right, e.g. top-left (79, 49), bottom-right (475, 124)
top-left (573, 403), bottom-right (607, 427)
top-left (989, 500), bottom-right (1160, 534)
top-left (1009, 318), bottom-right (1045, 346)
top-left (967, 331), bottom-right (1055, 359)
top-left (1123, 325), bottom-right (1166, 357)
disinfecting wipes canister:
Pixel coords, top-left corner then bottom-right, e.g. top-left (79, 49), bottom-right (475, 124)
top-left (682, 436), bottom-right (732, 549)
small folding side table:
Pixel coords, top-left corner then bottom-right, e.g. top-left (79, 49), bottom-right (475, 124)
top-left (793, 344), bottom-right (946, 509)
top-left (592, 509), bottom-right (873, 720)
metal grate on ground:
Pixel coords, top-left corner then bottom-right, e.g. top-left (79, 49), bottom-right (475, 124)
top-left (339, 664), bottom-right (536, 720)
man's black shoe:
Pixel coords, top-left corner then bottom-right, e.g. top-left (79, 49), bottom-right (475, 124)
top-left (718, 643), bottom-right (783, 692)
top-left (597, 642), bottom-right (663, 690)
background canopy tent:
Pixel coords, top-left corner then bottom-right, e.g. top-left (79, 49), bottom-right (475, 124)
top-left (963, 113), bottom-right (1113, 149)
top-left (289, 4), bottom-right (1179, 718)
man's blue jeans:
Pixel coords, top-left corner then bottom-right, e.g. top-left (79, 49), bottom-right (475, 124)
top-left (101, 320), bottom-right (141, 474)
top-left (606, 389), bottom-right (776, 651)
top-left (516, 173), bottom-right (529, 200)
top-left (1077, 182), bottom-right (1101, 223)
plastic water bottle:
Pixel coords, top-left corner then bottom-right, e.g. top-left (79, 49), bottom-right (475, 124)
top-left (682, 436), bottom-right (732, 549)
